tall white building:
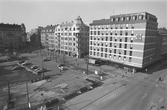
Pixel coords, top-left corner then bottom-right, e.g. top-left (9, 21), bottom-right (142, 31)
top-left (54, 16), bottom-right (89, 58)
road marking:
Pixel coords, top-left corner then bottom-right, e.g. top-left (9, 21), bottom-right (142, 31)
top-left (142, 93), bottom-right (147, 99)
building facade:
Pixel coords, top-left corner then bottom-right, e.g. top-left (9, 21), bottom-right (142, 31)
top-left (89, 12), bottom-right (158, 73)
top-left (27, 26), bottom-right (43, 50)
top-left (54, 16), bottom-right (89, 58)
top-left (0, 23), bottom-right (26, 52)
top-left (41, 25), bottom-right (57, 49)
top-left (158, 28), bottom-right (167, 55)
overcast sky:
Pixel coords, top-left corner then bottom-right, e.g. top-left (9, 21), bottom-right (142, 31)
top-left (0, 0), bottom-right (166, 32)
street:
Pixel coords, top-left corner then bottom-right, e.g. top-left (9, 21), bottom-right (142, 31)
top-left (84, 64), bottom-right (167, 110)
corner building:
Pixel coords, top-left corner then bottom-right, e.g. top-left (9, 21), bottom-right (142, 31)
top-left (89, 12), bottom-right (158, 73)
top-left (55, 16), bottom-right (89, 58)
top-left (0, 23), bottom-right (26, 52)
top-left (41, 25), bottom-right (57, 49)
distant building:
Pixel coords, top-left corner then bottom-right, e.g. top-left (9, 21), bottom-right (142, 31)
top-left (158, 28), bottom-right (167, 55)
top-left (27, 27), bottom-right (43, 49)
top-left (89, 12), bottom-right (158, 73)
top-left (0, 23), bottom-right (26, 52)
top-left (41, 25), bottom-right (57, 49)
top-left (54, 16), bottom-right (89, 58)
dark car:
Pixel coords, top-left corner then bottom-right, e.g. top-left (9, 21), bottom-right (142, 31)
top-left (63, 91), bottom-right (80, 100)
top-left (45, 98), bottom-right (59, 108)
top-left (43, 58), bottom-right (51, 62)
top-left (86, 78), bottom-right (101, 88)
top-left (79, 87), bottom-right (89, 93)
top-left (57, 64), bottom-right (65, 67)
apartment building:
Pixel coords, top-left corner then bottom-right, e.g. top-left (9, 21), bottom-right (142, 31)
top-left (27, 26), bottom-right (43, 49)
top-left (89, 12), bottom-right (158, 73)
top-left (54, 16), bottom-right (89, 58)
top-left (41, 25), bottom-right (57, 49)
top-left (158, 28), bottom-right (167, 55)
top-left (0, 23), bottom-right (26, 52)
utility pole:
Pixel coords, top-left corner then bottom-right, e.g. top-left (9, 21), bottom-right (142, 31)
top-left (26, 82), bottom-right (31, 109)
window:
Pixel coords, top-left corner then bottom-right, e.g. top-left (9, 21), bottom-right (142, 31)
top-left (105, 54), bottom-right (107, 58)
top-left (115, 37), bottom-right (117, 41)
top-left (131, 31), bottom-right (134, 36)
top-left (101, 48), bottom-right (103, 51)
top-left (110, 31), bottom-right (112, 35)
top-left (120, 31), bottom-right (122, 35)
top-left (130, 51), bottom-right (132, 56)
top-left (102, 38), bottom-right (103, 41)
top-left (110, 37), bottom-right (112, 41)
top-left (126, 16), bottom-right (130, 21)
top-left (94, 31), bottom-right (96, 35)
top-left (119, 44), bottom-right (122, 48)
top-left (114, 43), bottom-right (117, 47)
top-left (110, 49), bottom-right (112, 53)
top-left (126, 24), bottom-right (128, 29)
top-left (125, 37), bottom-right (128, 42)
top-left (110, 43), bottom-right (112, 47)
top-left (125, 31), bottom-right (128, 36)
top-left (105, 48), bottom-right (107, 52)
top-left (131, 24), bottom-right (134, 29)
top-left (115, 31), bottom-right (117, 35)
top-left (124, 50), bottom-right (126, 55)
top-left (139, 15), bottom-right (143, 20)
top-left (114, 49), bottom-right (116, 53)
top-left (106, 37), bottom-right (108, 41)
top-left (129, 57), bottom-right (132, 62)
top-left (120, 38), bottom-right (122, 42)
top-left (98, 31), bottom-right (100, 35)
top-left (101, 53), bottom-right (103, 57)
top-left (130, 44), bottom-right (133, 49)
top-left (133, 16), bottom-right (136, 20)
top-left (130, 38), bottom-right (133, 42)
top-left (125, 44), bottom-right (127, 48)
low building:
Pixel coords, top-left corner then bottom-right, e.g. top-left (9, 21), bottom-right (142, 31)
top-left (27, 27), bottom-right (43, 50)
top-left (0, 23), bottom-right (26, 52)
top-left (54, 16), bottom-right (89, 58)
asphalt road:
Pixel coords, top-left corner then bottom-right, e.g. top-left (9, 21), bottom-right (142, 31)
top-left (86, 64), bottom-right (167, 110)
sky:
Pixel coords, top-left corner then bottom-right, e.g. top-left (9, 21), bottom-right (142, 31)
top-left (0, 0), bottom-right (166, 32)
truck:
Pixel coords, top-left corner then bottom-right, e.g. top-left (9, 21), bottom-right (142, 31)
top-left (88, 59), bottom-right (101, 66)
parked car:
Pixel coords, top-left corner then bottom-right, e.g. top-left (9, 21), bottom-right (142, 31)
top-left (12, 66), bottom-right (24, 70)
top-left (57, 64), bottom-right (66, 70)
top-left (63, 91), bottom-right (80, 101)
top-left (45, 98), bottom-right (59, 108)
top-left (86, 78), bottom-right (101, 88)
top-left (31, 65), bottom-right (40, 70)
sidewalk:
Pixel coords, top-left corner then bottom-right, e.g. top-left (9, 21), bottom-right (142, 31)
top-left (64, 80), bottom-right (126, 110)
